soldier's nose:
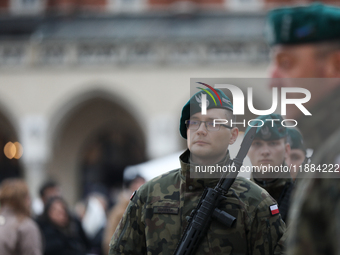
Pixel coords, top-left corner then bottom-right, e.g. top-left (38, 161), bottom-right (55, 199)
top-left (196, 122), bottom-right (208, 135)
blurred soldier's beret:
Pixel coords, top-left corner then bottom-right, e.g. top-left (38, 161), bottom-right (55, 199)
top-left (265, 3), bottom-right (340, 46)
top-left (287, 127), bottom-right (306, 153)
top-left (180, 83), bottom-right (233, 139)
top-left (245, 114), bottom-right (287, 141)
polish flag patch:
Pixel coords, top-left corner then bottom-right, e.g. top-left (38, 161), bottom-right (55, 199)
top-left (130, 190), bottom-right (137, 201)
top-left (269, 204), bottom-right (279, 216)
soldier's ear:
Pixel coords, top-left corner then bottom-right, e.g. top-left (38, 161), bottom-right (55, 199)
top-left (284, 142), bottom-right (291, 162)
top-left (326, 51), bottom-right (340, 78)
top-left (229, 128), bottom-right (239, 145)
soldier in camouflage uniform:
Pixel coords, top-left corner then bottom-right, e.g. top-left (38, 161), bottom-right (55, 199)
top-left (245, 114), bottom-right (293, 223)
top-left (109, 88), bottom-right (286, 254)
top-left (265, 3), bottom-right (340, 255)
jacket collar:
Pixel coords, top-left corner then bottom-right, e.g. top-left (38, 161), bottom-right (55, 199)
top-left (251, 169), bottom-right (292, 188)
top-left (179, 149), bottom-right (231, 192)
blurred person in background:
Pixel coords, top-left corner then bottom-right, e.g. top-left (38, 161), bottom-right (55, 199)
top-left (266, 3), bottom-right (340, 254)
top-left (267, 3), bottom-right (340, 146)
top-left (246, 114), bottom-right (293, 223)
top-left (37, 196), bottom-right (89, 255)
top-left (0, 178), bottom-right (42, 255)
top-left (285, 127), bottom-right (307, 180)
top-left (39, 181), bottom-right (61, 206)
top-left (33, 181), bottom-right (61, 217)
top-left (102, 174), bottom-right (145, 255)
top-left (35, 180), bottom-right (62, 228)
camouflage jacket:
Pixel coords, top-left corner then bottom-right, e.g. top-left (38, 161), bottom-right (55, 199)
top-left (251, 172), bottom-right (293, 223)
top-left (287, 175), bottom-right (340, 255)
top-left (109, 150), bottom-right (286, 255)
top-left (287, 86), bottom-right (340, 255)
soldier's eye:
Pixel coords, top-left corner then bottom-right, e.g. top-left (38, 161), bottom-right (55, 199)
top-left (188, 120), bottom-right (200, 127)
top-left (252, 142), bottom-right (261, 147)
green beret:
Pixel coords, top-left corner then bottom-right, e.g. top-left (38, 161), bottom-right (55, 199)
top-left (287, 127), bottom-right (306, 153)
top-left (180, 83), bottom-right (233, 139)
top-left (245, 114), bottom-right (287, 141)
top-left (265, 3), bottom-right (340, 46)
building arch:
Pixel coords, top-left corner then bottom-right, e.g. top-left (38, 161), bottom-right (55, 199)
top-left (47, 87), bottom-right (147, 205)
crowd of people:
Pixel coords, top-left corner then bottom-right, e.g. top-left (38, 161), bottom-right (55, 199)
top-left (0, 176), bottom-right (145, 255)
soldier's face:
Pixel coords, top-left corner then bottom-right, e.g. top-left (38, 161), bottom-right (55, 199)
top-left (187, 108), bottom-right (238, 165)
top-left (268, 44), bottom-right (330, 79)
top-left (267, 44), bottom-right (339, 119)
top-left (247, 138), bottom-right (290, 169)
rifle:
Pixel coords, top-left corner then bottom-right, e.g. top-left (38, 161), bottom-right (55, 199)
top-left (174, 126), bottom-right (257, 255)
